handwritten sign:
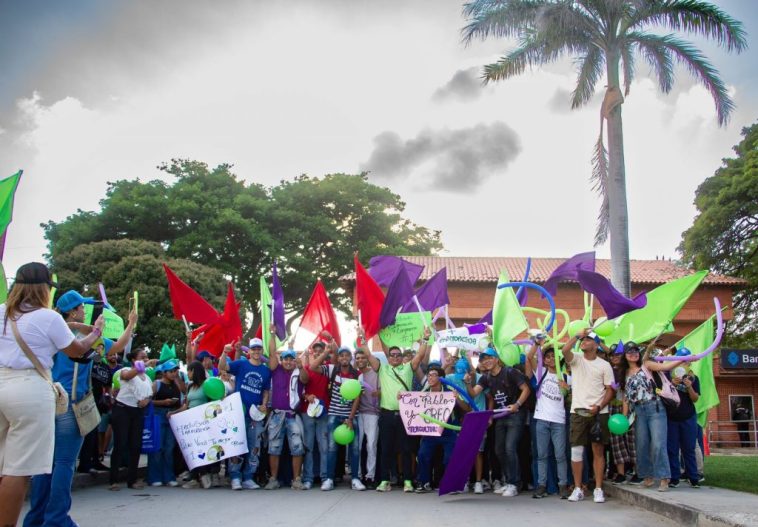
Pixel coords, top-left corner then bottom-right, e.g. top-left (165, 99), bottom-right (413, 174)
top-left (398, 391), bottom-right (456, 436)
top-left (436, 328), bottom-right (490, 351)
top-left (379, 311), bottom-right (434, 349)
top-left (169, 392), bottom-right (248, 469)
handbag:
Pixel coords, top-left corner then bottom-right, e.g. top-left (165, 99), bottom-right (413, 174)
top-left (141, 402), bottom-right (161, 454)
top-left (71, 362), bottom-right (101, 436)
top-left (10, 318), bottom-right (69, 415)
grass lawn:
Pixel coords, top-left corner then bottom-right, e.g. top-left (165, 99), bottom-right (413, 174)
top-left (704, 455), bottom-right (758, 494)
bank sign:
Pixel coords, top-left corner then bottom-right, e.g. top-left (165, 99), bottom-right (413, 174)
top-left (721, 349), bottom-right (758, 369)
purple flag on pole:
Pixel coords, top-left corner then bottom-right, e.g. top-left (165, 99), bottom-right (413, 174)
top-left (379, 266), bottom-right (415, 328)
top-left (576, 268), bottom-right (647, 319)
top-left (438, 410), bottom-right (494, 496)
top-left (403, 267), bottom-right (449, 313)
top-left (368, 255), bottom-right (425, 288)
top-left (475, 309), bottom-right (493, 325)
top-left (272, 261), bottom-right (286, 341)
top-left (543, 251), bottom-right (596, 296)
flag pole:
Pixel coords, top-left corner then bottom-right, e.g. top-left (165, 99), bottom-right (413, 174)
top-left (412, 295), bottom-right (427, 329)
top-left (181, 314), bottom-right (191, 333)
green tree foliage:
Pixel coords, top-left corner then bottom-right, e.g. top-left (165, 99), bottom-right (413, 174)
top-left (680, 123), bottom-right (758, 345)
top-left (52, 239), bottom-right (228, 356)
top-left (44, 160), bottom-right (442, 334)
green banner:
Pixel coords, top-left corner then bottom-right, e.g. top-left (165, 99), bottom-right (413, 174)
top-left (678, 317), bottom-right (720, 428)
top-left (379, 311), bottom-right (434, 349)
top-left (84, 304), bottom-right (124, 339)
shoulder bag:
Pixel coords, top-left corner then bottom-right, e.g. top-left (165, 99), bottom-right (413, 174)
top-left (71, 362), bottom-right (101, 436)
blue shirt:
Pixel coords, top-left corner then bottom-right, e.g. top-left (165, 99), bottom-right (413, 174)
top-left (52, 353), bottom-right (92, 401)
top-left (229, 359), bottom-right (271, 409)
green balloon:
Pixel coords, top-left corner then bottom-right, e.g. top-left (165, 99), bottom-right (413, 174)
top-left (568, 320), bottom-right (590, 338)
top-left (333, 424), bottom-right (355, 445)
top-left (202, 377), bottom-right (226, 401)
top-left (594, 320), bottom-right (615, 337)
top-left (112, 369), bottom-right (122, 390)
top-left (339, 379), bottom-right (362, 401)
top-left (608, 414), bottom-right (630, 435)
top-left (145, 367), bottom-right (156, 381)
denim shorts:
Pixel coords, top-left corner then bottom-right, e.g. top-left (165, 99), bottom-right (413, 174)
top-left (267, 410), bottom-right (305, 456)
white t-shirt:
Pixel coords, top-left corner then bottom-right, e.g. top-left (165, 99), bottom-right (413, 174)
top-left (0, 305), bottom-right (76, 370)
top-left (116, 369), bottom-right (154, 407)
top-left (534, 372), bottom-right (566, 424)
top-left (569, 352), bottom-right (614, 414)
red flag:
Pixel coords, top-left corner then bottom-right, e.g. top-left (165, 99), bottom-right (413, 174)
top-left (163, 264), bottom-right (219, 324)
top-left (354, 255), bottom-right (385, 339)
top-left (191, 283), bottom-right (242, 358)
top-left (300, 280), bottom-right (342, 346)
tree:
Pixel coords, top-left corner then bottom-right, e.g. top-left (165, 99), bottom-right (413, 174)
top-left (44, 162), bottom-right (442, 335)
top-left (52, 239), bottom-right (229, 357)
top-left (462, 0), bottom-right (745, 295)
top-left (679, 122), bottom-right (758, 345)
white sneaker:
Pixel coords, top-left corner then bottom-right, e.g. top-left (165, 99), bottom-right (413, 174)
top-left (302, 481), bottom-right (313, 490)
top-left (150, 482), bottom-right (163, 487)
top-left (474, 481), bottom-right (484, 494)
top-left (568, 487), bottom-right (584, 502)
top-left (482, 480), bottom-right (491, 491)
top-left (502, 484), bottom-right (518, 497)
top-left (321, 478), bottom-right (334, 491)
top-left (593, 487), bottom-right (605, 503)
top-left (242, 479), bottom-right (260, 490)
top-left (200, 474), bottom-right (212, 489)
top-left (231, 478), bottom-right (242, 491)
top-left (493, 479), bottom-right (503, 493)
top-left (463, 482), bottom-right (469, 493)
top-left (352, 478), bottom-right (366, 491)
top-left (167, 480), bottom-right (179, 487)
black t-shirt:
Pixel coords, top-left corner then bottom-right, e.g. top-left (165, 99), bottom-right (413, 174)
top-left (91, 362), bottom-right (116, 412)
top-left (668, 375), bottom-right (700, 422)
top-left (478, 367), bottom-right (527, 410)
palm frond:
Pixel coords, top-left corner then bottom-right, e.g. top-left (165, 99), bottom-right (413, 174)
top-left (625, 0), bottom-right (747, 52)
top-left (591, 132), bottom-right (610, 245)
top-left (536, 1), bottom-right (606, 44)
top-left (461, 0), bottom-right (546, 45)
top-left (626, 31), bottom-right (674, 93)
top-left (620, 40), bottom-right (635, 96)
top-left (571, 45), bottom-right (605, 108)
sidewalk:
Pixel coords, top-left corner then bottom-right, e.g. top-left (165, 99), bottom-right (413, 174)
top-left (603, 481), bottom-right (758, 527)
top-left (72, 455), bottom-right (147, 491)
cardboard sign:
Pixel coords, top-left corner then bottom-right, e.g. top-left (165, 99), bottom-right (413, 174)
top-left (169, 392), bottom-right (248, 469)
top-left (398, 390), bottom-right (456, 436)
top-left (83, 303), bottom-right (125, 339)
top-left (436, 327), bottom-right (490, 351)
top-left (379, 311), bottom-right (434, 349)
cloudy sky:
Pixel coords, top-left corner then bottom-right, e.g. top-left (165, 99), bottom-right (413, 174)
top-left (1, 0), bottom-right (756, 279)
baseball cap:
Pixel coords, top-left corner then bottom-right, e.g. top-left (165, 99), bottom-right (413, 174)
top-left (480, 347), bottom-right (499, 358)
top-left (280, 350), bottom-right (297, 360)
top-left (14, 262), bottom-right (57, 287)
top-left (196, 350), bottom-right (213, 360)
top-left (337, 346), bottom-right (352, 356)
top-left (307, 398), bottom-right (325, 418)
top-left (156, 359), bottom-right (179, 372)
top-left (56, 290), bottom-right (94, 313)
top-left (248, 338), bottom-right (264, 348)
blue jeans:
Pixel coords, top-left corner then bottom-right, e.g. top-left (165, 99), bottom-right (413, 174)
top-left (634, 399), bottom-right (670, 479)
top-left (417, 432), bottom-right (456, 484)
top-left (147, 409), bottom-right (176, 484)
top-left (267, 411), bottom-right (304, 456)
top-left (535, 418), bottom-right (568, 486)
top-left (327, 415), bottom-right (360, 480)
top-left (24, 407), bottom-right (85, 527)
top-left (667, 414), bottom-right (699, 482)
top-left (302, 412), bottom-right (328, 484)
top-left (494, 412), bottom-right (525, 486)
top-left (229, 416), bottom-right (266, 481)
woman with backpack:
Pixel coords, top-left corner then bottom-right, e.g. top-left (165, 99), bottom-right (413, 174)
top-left (620, 340), bottom-right (684, 492)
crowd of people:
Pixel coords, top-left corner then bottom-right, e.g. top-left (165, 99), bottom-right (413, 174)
top-left (0, 262), bottom-right (708, 527)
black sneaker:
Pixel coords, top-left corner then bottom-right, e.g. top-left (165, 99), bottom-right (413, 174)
top-left (612, 474), bottom-right (626, 485)
top-left (690, 479), bottom-right (701, 488)
top-left (364, 478), bottom-right (376, 490)
top-left (669, 480), bottom-right (680, 488)
top-left (628, 475), bottom-right (643, 485)
top-left (532, 485), bottom-right (547, 498)
top-left (415, 482), bottom-right (432, 493)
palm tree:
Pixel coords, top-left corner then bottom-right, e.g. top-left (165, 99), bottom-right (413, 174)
top-left (462, 0), bottom-right (746, 295)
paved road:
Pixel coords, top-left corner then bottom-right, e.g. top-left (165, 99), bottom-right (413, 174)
top-left (22, 485), bottom-right (679, 527)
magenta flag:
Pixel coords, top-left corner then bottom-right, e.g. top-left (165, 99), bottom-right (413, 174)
top-left (368, 255), bottom-right (425, 287)
top-left (403, 267), bottom-right (449, 313)
top-left (379, 266), bottom-right (415, 328)
top-left (272, 261), bottom-right (286, 341)
top-left (576, 268), bottom-right (647, 319)
top-left (438, 410), bottom-right (494, 496)
top-left (543, 251), bottom-right (596, 296)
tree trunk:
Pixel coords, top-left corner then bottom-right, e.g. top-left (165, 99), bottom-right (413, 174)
top-left (606, 51), bottom-right (632, 297)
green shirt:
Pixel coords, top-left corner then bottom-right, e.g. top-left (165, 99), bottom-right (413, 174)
top-left (378, 362), bottom-right (414, 411)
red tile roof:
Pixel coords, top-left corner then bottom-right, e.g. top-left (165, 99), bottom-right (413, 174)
top-left (342, 256), bottom-right (745, 286)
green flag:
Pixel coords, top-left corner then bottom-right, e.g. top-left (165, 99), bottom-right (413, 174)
top-left (492, 269), bottom-right (528, 364)
top-left (0, 170), bottom-right (22, 259)
top-left (607, 271), bottom-right (708, 344)
top-left (260, 276), bottom-right (282, 354)
top-left (159, 343), bottom-right (177, 362)
top-left (678, 317), bottom-right (720, 428)
top-left (0, 261), bottom-right (7, 303)
top-left (379, 311), bottom-right (434, 349)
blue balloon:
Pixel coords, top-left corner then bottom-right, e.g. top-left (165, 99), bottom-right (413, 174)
top-left (439, 377), bottom-right (480, 412)
top-left (675, 347), bottom-right (692, 357)
top-left (497, 281), bottom-right (557, 332)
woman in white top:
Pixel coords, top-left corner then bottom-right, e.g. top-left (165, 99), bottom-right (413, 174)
top-left (109, 347), bottom-right (155, 490)
top-left (0, 262), bottom-right (104, 527)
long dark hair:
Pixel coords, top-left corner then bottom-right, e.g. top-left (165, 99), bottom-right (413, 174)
top-left (187, 361), bottom-right (206, 390)
top-left (619, 353), bottom-right (643, 390)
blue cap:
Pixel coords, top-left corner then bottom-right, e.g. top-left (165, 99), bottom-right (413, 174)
top-left (337, 346), bottom-right (352, 356)
top-left (56, 290), bottom-right (94, 313)
top-left (280, 350), bottom-right (297, 360)
top-left (248, 338), bottom-right (264, 348)
top-left (156, 359), bottom-right (180, 372)
top-left (102, 338), bottom-right (114, 353)
top-left (196, 351), bottom-right (213, 360)
top-left (480, 347), bottom-right (498, 358)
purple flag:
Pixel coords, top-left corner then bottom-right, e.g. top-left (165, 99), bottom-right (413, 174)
top-left (379, 266), bottom-right (415, 328)
top-left (368, 255), bottom-right (425, 288)
top-left (403, 267), bottom-right (449, 313)
top-left (438, 410), bottom-right (494, 496)
top-left (272, 261), bottom-right (286, 341)
top-left (576, 268), bottom-right (647, 319)
top-left (475, 309), bottom-right (493, 325)
top-left (543, 251), bottom-right (596, 296)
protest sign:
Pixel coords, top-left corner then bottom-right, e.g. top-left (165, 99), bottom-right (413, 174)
top-left (379, 311), bottom-right (434, 349)
top-left (436, 327), bottom-right (489, 351)
top-left (398, 391), bottom-right (456, 436)
top-left (84, 304), bottom-right (124, 339)
top-left (169, 392), bottom-right (248, 469)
